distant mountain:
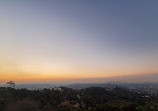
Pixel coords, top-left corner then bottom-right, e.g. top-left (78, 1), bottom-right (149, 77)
top-left (15, 83), bottom-right (68, 89)
top-left (66, 83), bottom-right (116, 89)
top-left (68, 74), bottom-right (158, 83)
top-left (1, 81), bottom-right (158, 90)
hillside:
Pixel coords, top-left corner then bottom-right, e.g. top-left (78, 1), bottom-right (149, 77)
top-left (0, 86), bottom-right (158, 111)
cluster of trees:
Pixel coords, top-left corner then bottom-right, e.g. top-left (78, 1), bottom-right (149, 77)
top-left (0, 81), bottom-right (158, 111)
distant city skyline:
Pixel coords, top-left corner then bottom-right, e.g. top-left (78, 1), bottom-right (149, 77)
top-left (0, 0), bottom-right (158, 84)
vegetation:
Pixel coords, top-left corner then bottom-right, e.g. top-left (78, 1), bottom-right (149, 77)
top-left (0, 85), bottom-right (158, 111)
top-left (6, 81), bottom-right (15, 88)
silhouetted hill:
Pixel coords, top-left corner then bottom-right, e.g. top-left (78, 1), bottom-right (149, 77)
top-left (0, 86), bottom-right (158, 111)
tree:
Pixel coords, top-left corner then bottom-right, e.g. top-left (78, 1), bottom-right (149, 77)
top-left (6, 81), bottom-right (15, 88)
top-left (5, 100), bottom-right (40, 111)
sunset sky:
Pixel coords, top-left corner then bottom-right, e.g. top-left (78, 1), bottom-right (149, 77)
top-left (0, 0), bottom-right (158, 84)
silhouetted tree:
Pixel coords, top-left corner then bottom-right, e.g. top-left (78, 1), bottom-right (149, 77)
top-left (6, 81), bottom-right (15, 88)
top-left (5, 100), bottom-right (40, 111)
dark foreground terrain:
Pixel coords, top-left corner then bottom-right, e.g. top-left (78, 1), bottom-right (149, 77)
top-left (0, 86), bottom-right (158, 111)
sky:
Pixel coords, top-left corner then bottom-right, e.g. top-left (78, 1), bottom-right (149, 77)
top-left (0, 0), bottom-right (158, 84)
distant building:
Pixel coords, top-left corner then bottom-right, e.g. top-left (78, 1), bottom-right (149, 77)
top-left (54, 87), bottom-right (61, 91)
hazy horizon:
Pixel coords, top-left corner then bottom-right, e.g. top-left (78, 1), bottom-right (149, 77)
top-left (0, 0), bottom-right (158, 84)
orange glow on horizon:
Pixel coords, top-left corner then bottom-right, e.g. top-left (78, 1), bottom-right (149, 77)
top-left (0, 56), bottom-right (158, 84)
top-left (1, 70), bottom-right (158, 84)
